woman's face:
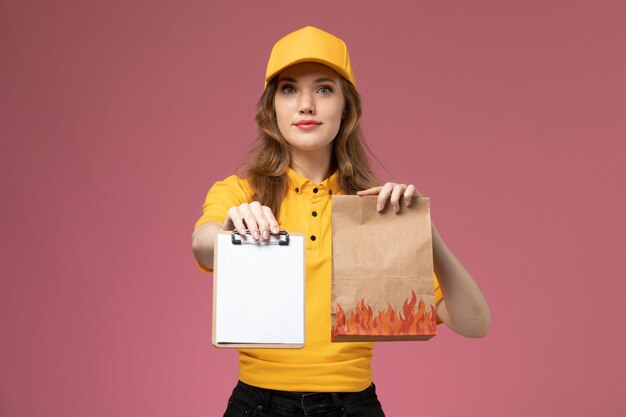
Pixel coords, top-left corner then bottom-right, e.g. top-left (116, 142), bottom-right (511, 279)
top-left (274, 62), bottom-right (345, 155)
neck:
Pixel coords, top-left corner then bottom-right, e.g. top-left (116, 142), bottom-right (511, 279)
top-left (289, 146), bottom-right (333, 183)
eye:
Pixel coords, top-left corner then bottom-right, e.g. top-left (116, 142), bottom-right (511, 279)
top-left (318, 86), bottom-right (333, 94)
top-left (281, 84), bottom-right (296, 94)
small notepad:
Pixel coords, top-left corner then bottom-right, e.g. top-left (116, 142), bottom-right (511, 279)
top-left (212, 231), bottom-right (305, 348)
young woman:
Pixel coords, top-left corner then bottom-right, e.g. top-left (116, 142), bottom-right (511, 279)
top-left (192, 26), bottom-right (491, 417)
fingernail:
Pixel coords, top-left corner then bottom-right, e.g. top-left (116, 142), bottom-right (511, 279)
top-left (262, 230), bottom-right (269, 240)
top-left (271, 226), bottom-right (279, 234)
top-left (377, 203), bottom-right (383, 211)
top-left (253, 231), bottom-right (260, 240)
top-left (394, 205), bottom-right (400, 213)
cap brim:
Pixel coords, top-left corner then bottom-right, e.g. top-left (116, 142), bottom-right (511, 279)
top-left (264, 58), bottom-right (355, 88)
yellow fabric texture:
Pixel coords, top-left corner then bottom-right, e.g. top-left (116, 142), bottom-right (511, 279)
top-left (194, 168), bottom-right (442, 392)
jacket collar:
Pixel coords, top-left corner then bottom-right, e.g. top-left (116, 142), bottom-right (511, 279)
top-left (286, 167), bottom-right (341, 194)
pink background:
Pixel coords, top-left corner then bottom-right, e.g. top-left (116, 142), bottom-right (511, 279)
top-left (2, 1), bottom-right (625, 416)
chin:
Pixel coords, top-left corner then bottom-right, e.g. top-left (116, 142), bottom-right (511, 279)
top-left (292, 143), bottom-right (333, 153)
top-left (286, 138), bottom-right (333, 152)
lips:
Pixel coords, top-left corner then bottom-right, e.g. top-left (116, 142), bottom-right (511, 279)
top-left (294, 119), bottom-right (321, 126)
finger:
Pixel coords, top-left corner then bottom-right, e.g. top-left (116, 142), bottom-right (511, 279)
top-left (356, 186), bottom-right (383, 195)
top-left (226, 206), bottom-right (247, 237)
top-left (249, 202), bottom-right (271, 240)
top-left (404, 184), bottom-right (418, 207)
top-left (239, 203), bottom-right (260, 240)
top-left (376, 183), bottom-right (395, 211)
top-left (390, 184), bottom-right (406, 213)
top-left (223, 216), bottom-right (235, 231)
top-left (261, 206), bottom-right (280, 235)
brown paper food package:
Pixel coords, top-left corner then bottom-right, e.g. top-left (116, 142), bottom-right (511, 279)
top-left (331, 195), bottom-right (437, 342)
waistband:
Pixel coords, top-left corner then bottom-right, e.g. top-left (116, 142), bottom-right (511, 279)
top-left (234, 380), bottom-right (377, 410)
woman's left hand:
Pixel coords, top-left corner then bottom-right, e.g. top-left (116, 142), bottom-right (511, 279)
top-left (357, 183), bottom-right (422, 213)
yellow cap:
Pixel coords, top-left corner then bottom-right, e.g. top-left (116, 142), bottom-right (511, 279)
top-left (264, 26), bottom-right (356, 88)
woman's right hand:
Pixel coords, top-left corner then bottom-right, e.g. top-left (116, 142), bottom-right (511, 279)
top-left (223, 202), bottom-right (280, 241)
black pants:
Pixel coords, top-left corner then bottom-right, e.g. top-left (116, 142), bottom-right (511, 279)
top-left (223, 380), bottom-right (386, 417)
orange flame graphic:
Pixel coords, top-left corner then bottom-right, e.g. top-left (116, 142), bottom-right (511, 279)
top-left (332, 290), bottom-right (436, 338)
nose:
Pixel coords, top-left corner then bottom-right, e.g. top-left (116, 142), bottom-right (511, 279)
top-left (297, 91), bottom-right (315, 114)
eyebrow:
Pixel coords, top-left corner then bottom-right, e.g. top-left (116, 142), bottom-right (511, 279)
top-left (278, 77), bottom-right (336, 85)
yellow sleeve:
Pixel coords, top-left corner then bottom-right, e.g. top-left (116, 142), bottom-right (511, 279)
top-left (194, 175), bottom-right (252, 273)
top-left (434, 272), bottom-right (443, 304)
top-left (194, 175), bottom-right (252, 229)
top-left (434, 272), bottom-right (444, 324)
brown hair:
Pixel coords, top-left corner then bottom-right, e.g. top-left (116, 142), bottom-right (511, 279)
top-left (242, 75), bottom-right (379, 217)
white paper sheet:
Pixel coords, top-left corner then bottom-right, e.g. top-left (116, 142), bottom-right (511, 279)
top-left (214, 233), bottom-right (305, 344)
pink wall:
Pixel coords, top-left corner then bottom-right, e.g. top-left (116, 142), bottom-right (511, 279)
top-left (1, 1), bottom-right (625, 416)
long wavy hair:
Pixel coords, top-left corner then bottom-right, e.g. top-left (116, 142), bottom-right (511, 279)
top-left (242, 74), bottom-right (379, 217)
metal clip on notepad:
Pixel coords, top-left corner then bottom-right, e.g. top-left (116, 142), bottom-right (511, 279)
top-left (231, 230), bottom-right (290, 246)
